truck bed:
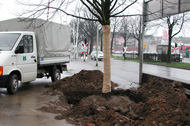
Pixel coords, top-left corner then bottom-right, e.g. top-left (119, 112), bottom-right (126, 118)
top-left (38, 56), bottom-right (70, 66)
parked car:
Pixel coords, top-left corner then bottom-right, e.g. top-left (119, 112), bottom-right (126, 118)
top-left (94, 51), bottom-right (104, 61)
top-left (90, 51), bottom-right (96, 60)
top-left (115, 50), bottom-right (122, 54)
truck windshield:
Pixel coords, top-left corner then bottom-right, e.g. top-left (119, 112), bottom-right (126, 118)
top-left (0, 33), bottom-right (20, 51)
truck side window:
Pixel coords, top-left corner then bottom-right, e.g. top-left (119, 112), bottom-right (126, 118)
top-left (17, 35), bottom-right (33, 53)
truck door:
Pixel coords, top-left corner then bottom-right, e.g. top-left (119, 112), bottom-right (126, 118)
top-left (15, 35), bottom-right (37, 83)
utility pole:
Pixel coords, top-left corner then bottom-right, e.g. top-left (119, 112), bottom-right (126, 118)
top-left (139, 0), bottom-right (146, 85)
top-left (75, 18), bottom-right (79, 59)
top-left (96, 25), bottom-right (99, 66)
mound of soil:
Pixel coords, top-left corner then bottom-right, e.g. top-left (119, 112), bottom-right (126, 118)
top-left (39, 70), bottom-right (190, 126)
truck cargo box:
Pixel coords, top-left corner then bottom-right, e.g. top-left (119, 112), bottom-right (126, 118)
top-left (0, 18), bottom-right (70, 65)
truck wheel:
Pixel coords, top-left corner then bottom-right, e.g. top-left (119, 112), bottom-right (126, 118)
top-left (51, 69), bottom-right (61, 82)
top-left (7, 74), bottom-right (19, 94)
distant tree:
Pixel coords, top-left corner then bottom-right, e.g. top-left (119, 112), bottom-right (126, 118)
top-left (70, 19), bottom-right (86, 44)
top-left (166, 14), bottom-right (185, 63)
top-left (111, 18), bottom-right (119, 54)
top-left (80, 12), bottom-right (97, 54)
top-left (130, 16), bottom-right (141, 55)
top-left (119, 17), bottom-right (131, 47)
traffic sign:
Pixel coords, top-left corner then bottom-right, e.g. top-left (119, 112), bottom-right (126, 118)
top-left (143, 42), bottom-right (146, 48)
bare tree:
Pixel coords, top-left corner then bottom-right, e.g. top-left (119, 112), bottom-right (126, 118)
top-left (119, 17), bottom-right (131, 47)
top-left (130, 16), bottom-right (141, 55)
top-left (18, 0), bottom-right (138, 96)
top-left (80, 12), bottom-right (97, 54)
top-left (110, 18), bottom-right (119, 54)
top-left (166, 14), bottom-right (185, 63)
top-left (129, 16), bottom-right (154, 56)
top-left (70, 19), bottom-right (86, 44)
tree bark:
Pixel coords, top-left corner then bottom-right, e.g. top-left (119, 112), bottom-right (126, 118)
top-left (124, 37), bottom-right (127, 47)
top-left (167, 27), bottom-right (172, 63)
top-left (90, 37), bottom-right (94, 54)
top-left (102, 25), bottom-right (111, 93)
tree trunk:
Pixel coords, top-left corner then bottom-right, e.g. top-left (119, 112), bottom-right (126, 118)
top-left (101, 34), bottom-right (103, 51)
top-left (124, 37), bottom-right (127, 47)
top-left (102, 25), bottom-right (111, 94)
top-left (90, 37), bottom-right (94, 54)
top-left (167, 28), bottom-right (172, 63)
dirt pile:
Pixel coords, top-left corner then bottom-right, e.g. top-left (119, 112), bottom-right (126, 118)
top-left (133, 77), bottom-right (190, 125)
top-left (40, 70), bottom-right (190, 126)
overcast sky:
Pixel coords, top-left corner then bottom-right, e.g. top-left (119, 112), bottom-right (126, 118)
top-left (0, 0), bottom-right (17, 21)
top-left (0, 0), bottom-right (190, 37)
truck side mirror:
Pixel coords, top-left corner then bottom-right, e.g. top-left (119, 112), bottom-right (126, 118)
top-left (15, 46), bottom-right (24, 54)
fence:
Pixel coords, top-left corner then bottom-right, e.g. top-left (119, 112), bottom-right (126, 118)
top-left (123, 52), bottom-right (181, 62)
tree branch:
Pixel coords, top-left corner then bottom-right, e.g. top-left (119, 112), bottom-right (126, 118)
top-left (172, 13), bottom-right (185, 38)
top-left (110, 0), bottom-right (118, 12)
top-left (111, 0), bottom-right (137, 17)
top-left (80, 0), bottom-right (102, 23)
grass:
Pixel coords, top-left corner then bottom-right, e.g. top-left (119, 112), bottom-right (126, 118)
top-left (111, 55), bottom-right (190, 70)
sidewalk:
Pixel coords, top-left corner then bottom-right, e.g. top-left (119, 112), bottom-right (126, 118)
top-left (182, 58), bottom-right (190, 63)
top-left (143, 63), bottom-right (190, 85)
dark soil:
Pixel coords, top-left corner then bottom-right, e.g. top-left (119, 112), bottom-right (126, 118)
top-left (39, 70), bottom-right (190, 126)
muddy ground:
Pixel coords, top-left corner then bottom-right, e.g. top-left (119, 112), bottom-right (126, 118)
top-left (39, 70), bottom-right (190, 126)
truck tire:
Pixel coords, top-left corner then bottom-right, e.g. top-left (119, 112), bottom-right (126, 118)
top-left (51, 69), bottom-right (61, 82)
top-left (7, 74), bottom-right (19, 94)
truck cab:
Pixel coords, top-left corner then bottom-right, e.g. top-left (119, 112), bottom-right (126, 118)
top-left (0, 31), bottom-right (37, 94)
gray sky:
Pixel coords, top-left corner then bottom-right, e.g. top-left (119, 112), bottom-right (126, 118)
top-left (0, 0), bottom-right (190, 37)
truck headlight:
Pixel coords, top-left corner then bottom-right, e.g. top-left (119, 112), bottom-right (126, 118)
top-left (0, 66), bottom-right (3, 76)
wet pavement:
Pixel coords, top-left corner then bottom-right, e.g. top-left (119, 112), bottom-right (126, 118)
top-left (143, 63), bottom-right (190, 84)
top-left (69, 58), bottom-right (140, 89)
top-left (0, 57), bottom-right (190, 126)
top-left (70, 57), bottom-right (190, 87)
top-left (0, 80), bottom-right (74, 126)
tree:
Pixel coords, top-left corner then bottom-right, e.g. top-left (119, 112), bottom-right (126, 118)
top-left (130, 16), bottom-right (153, 56)
top-left (130, 16), bottom-right (141, 55)
top-left (70, 19), bottom-right (86, 44)
top-left (166, 14), bottom-right (185, 63)
top-left (111, 18), bottom-right (119, 54)
top-left (119, 17), bottom-right (131, 47)
top-left (79, 12), bottom-right (97, 54)
top-left (18, 0), bottom-right (138, 95)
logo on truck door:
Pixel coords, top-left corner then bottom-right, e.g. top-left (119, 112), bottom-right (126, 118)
top-left (23, 56), bottom-right (26, 61)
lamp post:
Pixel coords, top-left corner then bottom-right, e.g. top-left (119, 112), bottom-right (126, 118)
top-left (96, 25), bottom-right (99, 66)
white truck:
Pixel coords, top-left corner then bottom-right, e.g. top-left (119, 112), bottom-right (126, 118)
top-left (0, 18), bottom-right (70, 94)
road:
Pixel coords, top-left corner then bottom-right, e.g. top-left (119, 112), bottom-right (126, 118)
top-left (0, 80), bottom-right (73, 126)
top-left (69, 57), bottom-right (140, 89)
top-left (0, 57), bottom-right (190, 126)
